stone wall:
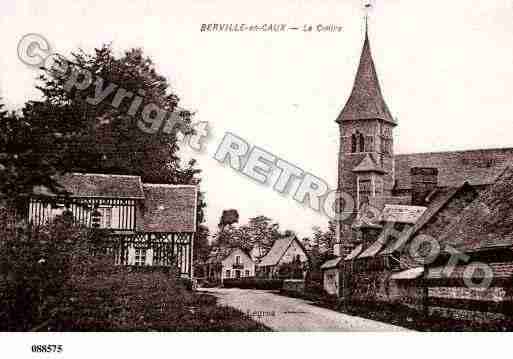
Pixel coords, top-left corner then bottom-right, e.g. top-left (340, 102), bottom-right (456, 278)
top-left (347, 270), bottom-right (391, 302)
top-left (283, 279), bottom-right (305, 293)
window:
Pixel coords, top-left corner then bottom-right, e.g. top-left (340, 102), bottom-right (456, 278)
top-left (351, 133), bottom-right (357, 153)
top-left (225, 270), bottom-right (230, 278)
top-left (359, 133), bottom-right (365, 152)
top-left (235, 255), bottom-right (240, 265)
top-left (97, 207), bottom-right (112, 228)
top-left (359, 179), bottom-right (372, 197)
top-left (245, 270), bottom-right (250, 277)
top-left (135, 248), bottom-right (147, 266)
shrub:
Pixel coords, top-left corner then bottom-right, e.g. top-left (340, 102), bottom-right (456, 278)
top-left (277, 261), bottom-right (305, 279)
top-left (305, 280), bottom-right (324, 296)
top-left (223, 278), bottom-right (283, 290)
top-left (0, 219), bottom-right (116, 331)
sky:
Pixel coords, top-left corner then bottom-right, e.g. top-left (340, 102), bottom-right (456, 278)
top-left (1, 0), bottom-right (513, 238)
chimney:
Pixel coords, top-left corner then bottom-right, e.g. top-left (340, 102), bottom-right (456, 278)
top-left (410, 167), bottom-right (438, 206)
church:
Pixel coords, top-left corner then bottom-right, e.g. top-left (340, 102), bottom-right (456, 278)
top-left (327, 24), bottom-right (513, 322)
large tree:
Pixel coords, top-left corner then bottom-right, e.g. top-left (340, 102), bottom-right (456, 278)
top-left (211, 215), bottom-right (285, 253)
top-left (0, 100), bottom-right (64, 209)
top-left (23, 45), bottom-right (196, 184)
top-left (310, 220), bottom-right (337, 255)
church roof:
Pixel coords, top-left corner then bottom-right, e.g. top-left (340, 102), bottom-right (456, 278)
top-left (394, 147), bottom-right (513, 190)
top-left (336, 30), bottom-right (395, 125)
top-left (352, 153), bottom-right (385, 173)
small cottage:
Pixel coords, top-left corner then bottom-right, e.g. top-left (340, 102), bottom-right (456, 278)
top-left (205, 247), bottom-right (255, 283)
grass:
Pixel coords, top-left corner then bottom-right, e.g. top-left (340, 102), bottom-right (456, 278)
top-left (36, 270), bottom-right (270, 331)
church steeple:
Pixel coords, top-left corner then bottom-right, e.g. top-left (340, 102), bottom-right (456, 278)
top-left (336, 28), bottom-right (395, 125)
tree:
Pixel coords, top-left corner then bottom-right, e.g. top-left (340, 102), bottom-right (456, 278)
top-left (218, 209), bottom-right (239, 230)
top-left (0, 100), bottom-right (64, 212)
top-left (211, 215), bottom-right (281, 252)
top-left (311, 220), bottom-right (337, 255)
top-left (243, 216), bottom-right (281, 252)
top-left (304, 221), bottom-right (338, 285)
top-left (193, 224), bottom-right (210, 262)
top-left (23, 45), bottom-right (196, 184)
top-left (19, 45), bottom-right (207, 230)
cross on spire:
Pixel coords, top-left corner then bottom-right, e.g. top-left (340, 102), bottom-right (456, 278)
top-left (364, 1), bottom-right (373, 34)
top-left (335, 0), bottom-right (395, 125)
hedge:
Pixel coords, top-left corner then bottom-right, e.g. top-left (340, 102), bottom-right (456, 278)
top-left (223, 278), bottom-right (283, 290)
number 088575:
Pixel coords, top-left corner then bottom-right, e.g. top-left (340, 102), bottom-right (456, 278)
top-left (31, 345), bottom-right (63, 353)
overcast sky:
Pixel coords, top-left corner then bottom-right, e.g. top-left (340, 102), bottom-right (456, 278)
top-left (2, 0), bottom-right (513, 238)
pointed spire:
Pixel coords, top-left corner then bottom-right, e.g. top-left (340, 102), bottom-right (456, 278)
top-left (336, 25), bottom-right (395, 125)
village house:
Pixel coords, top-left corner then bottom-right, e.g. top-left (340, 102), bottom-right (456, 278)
top-left (204, 246), bottom-right (255, 283)
top-left (258, 236), bottom-right (309, 279)
top-left (324, 23), bottom-right (513, 322)
top-left (27, 173), bottom-right (198, 278)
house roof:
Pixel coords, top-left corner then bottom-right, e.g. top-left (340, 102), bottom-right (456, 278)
top-left (206, 247), bottom-right (233, 264)
top-left (345, 244), bottom-right (363, 260)
top-left (336, 30), bottom-right (395, 125)
top-left (390, 267), bottom-right (424, 280)
top-left (358, 232), bottom-right (390, 259)
top-left (380, 205), bottom-right (427, 224)
top-left (34, 173), bottom-right (145, 199)
top-left (380, 187), bottom-right (461, 255)
top-left (437, 166), bottom-right (513, 253)
top-left (353, 153), bottom-right (385, 173)
top-left (394, 147), bottom-right (513, 190)
top-left (141, 184), bottom-right (197, 233)
top-left (321, 257), bottom-right (343, 270)
top-left (368, 195), bottom-right (411, 212)
top-left (206, 246), bottom-right (252, 264)
top-left (258, 236), bottom-right (306, 267)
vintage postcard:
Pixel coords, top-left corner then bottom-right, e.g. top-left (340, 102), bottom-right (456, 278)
top-left (2, 0), bottom-right (513, 356)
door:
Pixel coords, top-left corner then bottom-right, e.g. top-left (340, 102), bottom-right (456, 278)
top-left (235, 270), bottom-right (241, 278)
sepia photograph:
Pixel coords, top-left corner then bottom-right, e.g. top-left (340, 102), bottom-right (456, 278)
top-left (2, 0), bottom-right (513, 356)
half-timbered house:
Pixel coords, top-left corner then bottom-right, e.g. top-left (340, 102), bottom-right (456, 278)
top-left (28, 173), bottom-right (197, 278)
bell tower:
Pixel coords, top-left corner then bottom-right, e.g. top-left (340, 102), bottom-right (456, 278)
top-left (333, 15), bottom-right (396, 255)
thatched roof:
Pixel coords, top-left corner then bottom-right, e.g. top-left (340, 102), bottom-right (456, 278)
top-left (380, 187), bottom-right (462, 256)
top-left (258, 236), bottom-right (307, 267)
top-left (437, 166), bottom-right (513, 253)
